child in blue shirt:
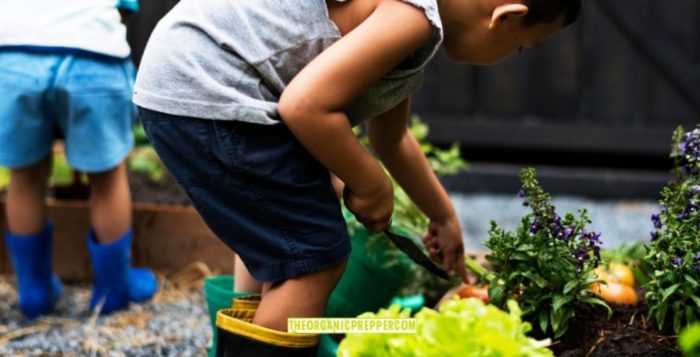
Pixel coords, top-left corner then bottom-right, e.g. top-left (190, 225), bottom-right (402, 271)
top-left (0, 0), bottom-right (157, 318)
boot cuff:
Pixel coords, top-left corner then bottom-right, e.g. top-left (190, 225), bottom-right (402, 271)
top-left (216, 308), bottom-right (319, 348)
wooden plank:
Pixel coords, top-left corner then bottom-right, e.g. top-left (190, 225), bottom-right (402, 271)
top-left (419, 116), bottom-right (677, 156)
top-left (593, 0), bottom-right (700, 115)
top-left (131, 202), bottom-right (234, 277)
top-left (0, 199), bottom-right (233, 281)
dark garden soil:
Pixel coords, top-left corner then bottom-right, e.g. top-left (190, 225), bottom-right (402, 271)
top-left (551, 295), bottom-right (679, 356)
top-left (48, 170), bottom-right (192, 206)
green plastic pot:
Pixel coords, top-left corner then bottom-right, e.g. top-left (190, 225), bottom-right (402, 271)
top-left (325, 222), bottom-right (414, 319)
top-left (204, 275), bottom-right (250, 357)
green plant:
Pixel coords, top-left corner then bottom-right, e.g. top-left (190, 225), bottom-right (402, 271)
top-left (128, 123), bottom-right (165, 182)
top-left (337, 297), bottom-right (552, 357)
top-left (345, 115), bottom-right (468, 297)
top-left (680, 323), bottom-right (700, 357)
top-left (643, 126), bottom-right (700, 333)
top-left (482, 168), bottom-right (610, 338)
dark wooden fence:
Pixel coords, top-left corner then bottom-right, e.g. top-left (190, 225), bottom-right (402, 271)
top-left (413, 0), bottom-right (699, 163)
top-left (126, 0), bottom-right (699, 198)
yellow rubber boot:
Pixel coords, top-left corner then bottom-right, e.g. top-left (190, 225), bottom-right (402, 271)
top-left (215, 296), bottom-right (319, 357)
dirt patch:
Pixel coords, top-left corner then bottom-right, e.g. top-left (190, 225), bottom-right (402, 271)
top-left (45, 170), bottom-right (192, 206)
top-left (551, 298), bottom-right (679, 356)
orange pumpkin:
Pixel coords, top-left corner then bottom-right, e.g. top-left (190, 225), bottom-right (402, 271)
top-left (590, 282), bottom-right (638, 305)
top-left (458, 285), bottom-right (490, 304)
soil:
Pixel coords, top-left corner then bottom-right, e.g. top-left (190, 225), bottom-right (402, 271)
top-left (550, 297), bottom-right (680, 356)
top-left (47, 170), bottom-right (192, 206)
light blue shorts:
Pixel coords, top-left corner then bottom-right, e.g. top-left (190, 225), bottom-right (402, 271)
top-left (0, 50), bottom-right (135, 172)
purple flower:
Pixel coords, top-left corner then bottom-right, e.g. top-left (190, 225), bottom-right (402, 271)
top-left (517, 189), bottom-right (525, 198)
top-left (672, 257), bottom-right (682, 267)
top-left (695, 252), bottom-right (700, 260)
top-left (692, 185), bottom-right (700, 195)
top-left (530, 220), bottom-right (541, 234)
top-left (651, 213), bottom-right (662, 229)
top-left (563, 227), bottom-right (574, 241)
top-left (650, 230), bottom-right (659, 241)
top-left (660, 204), bottom-right (668, 212)
top-left (678, 213), bottom-right (687, 221)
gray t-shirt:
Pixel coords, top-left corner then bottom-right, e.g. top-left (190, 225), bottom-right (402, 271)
top-left (133, 0), bottom-right (443, 126)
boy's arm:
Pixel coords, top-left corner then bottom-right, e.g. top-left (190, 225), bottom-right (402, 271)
top-left (279, 1), bottom-right (432, 232)
top-left (366, 98), bottom-right (468, 282)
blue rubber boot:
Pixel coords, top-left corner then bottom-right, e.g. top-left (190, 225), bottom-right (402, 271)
top-left (4, 222), bottom-right (63, 318)
top-left (87, 228), bottom-right (158, 314)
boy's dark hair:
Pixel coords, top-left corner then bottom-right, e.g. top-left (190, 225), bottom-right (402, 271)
top-left (521, 0), bottom-right (584, 28)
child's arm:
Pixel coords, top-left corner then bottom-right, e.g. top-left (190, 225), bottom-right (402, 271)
top-left (366, 98), bottom-right (469, 283)
top-left (279, 1), bottom-right (432, 232)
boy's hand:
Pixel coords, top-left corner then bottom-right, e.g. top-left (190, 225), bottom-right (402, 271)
top-left (422, 216), bottom-right (469, 284)
top-left (343, 174), bottom-right (393, 232)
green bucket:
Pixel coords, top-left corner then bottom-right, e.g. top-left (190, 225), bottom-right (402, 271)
top-left (204, 275), bottom-right (250, 357)
top-left (325, 224), bottom-right (414, 319)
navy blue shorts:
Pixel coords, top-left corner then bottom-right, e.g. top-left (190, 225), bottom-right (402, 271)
top-left (138, 107), bottom-right (351, 282)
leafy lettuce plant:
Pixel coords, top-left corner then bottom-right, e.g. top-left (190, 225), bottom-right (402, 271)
top-left (643, 126), bottom-right (700, 333)
top-left (337, 297), bottom-right (552, 357)
top-left (680, 323), bottom-right (700, 357)
top-left (484, 168), bottom-right (610, 338)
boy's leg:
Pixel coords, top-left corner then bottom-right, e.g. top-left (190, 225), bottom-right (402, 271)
top-left (86, 162), bottom-right (131, 243)
top-left (85, 162), bottom-right (158, 314)
top-left (4, 155), bottom-right (63, 317)
top-left (6, 155), bottom-right (52, 235)
top-left (254, 260), bottom-right (347, 331)
top-left (234, 255), bottom-right (263, 294)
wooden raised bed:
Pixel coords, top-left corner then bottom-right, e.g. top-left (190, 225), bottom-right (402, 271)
top-left (0, 198), bottom-right (234, 281)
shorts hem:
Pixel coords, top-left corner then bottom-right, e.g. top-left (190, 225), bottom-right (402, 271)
top-left (66, 143), bottom-right (133, 173)
top-left (245, 237), bottom-right (351, 283)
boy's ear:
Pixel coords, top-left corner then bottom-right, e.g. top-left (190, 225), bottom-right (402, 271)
top-left (489, 3), bottom-right (529, 29)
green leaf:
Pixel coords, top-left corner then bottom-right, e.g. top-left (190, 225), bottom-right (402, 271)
top-left (552, 295), bottom-right (574, 313)
top-left (563, 280), bottom-right (578, 295)
top-left (539, 311), bottom-right (549, 335)
top-left (673, 301), bottom-right (682, 333)
top-left (685, 274), bottom-right (699, 288)
top-left (656, 303), bottom-right (669, 329)
top-left (522, 272), bottom-right (548, 288)
top-left (579, 296), bottom-right (612, 318)
top-left (691, 295), bottom-right (700, 310)
top-left (488, 285), bottom-right (506, 305)
top-left (662, 284), bottom-right (681, 302)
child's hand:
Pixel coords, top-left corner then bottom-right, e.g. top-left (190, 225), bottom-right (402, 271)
top-left (422, 217), bottom-right (469, 284)
top-left (343, 174), bottom-right (393, 232)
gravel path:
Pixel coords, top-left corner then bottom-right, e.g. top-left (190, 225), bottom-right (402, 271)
top-left (0, 273), bottom-right (212, 356)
